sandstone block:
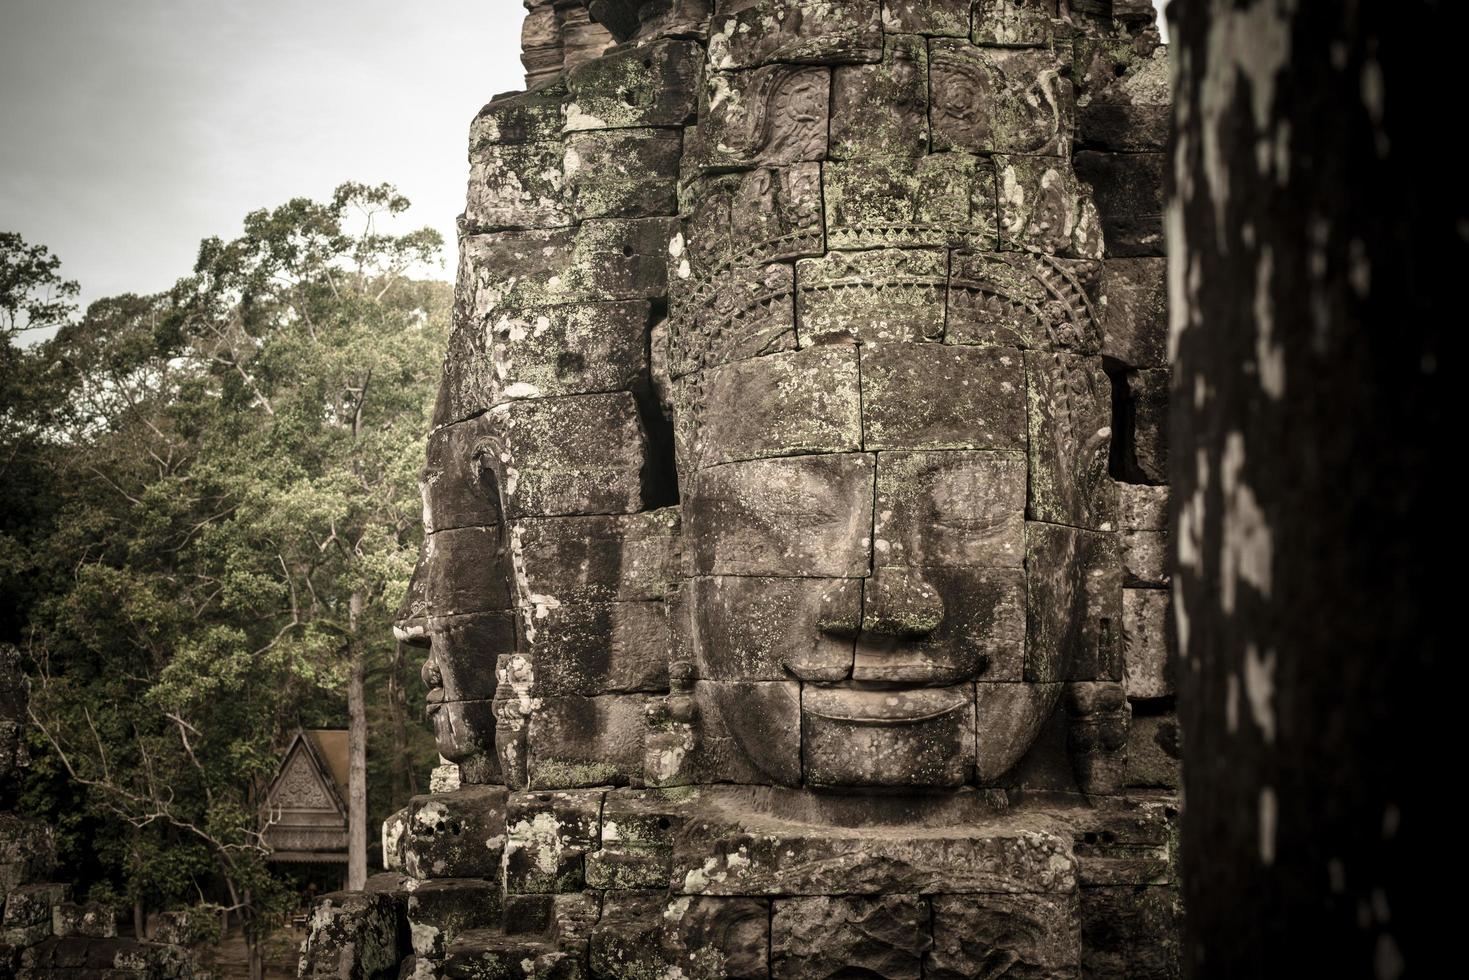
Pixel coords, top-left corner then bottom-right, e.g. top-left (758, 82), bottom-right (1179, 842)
top-left (402, 787), bottom-right (508, 880)
top-left (441, 924), bottom-right (589, 980)
top-left (674, 799), bottom-right (1077, 896)
top-left (1063, 799), bottom-right (1175, 887)
top-left (50, 903), bottom-right (116, 939)
top-left (1080, 885), bottom-right (1181, 979)
top-left (1124, 367), bottom-right (1169, 483)
top-left (677, 345), bottom-right (862, 468)
top-left (931, 41), bottom-right (1072, 155)
top-left (426, 612), bottom-right (515, 702)
top-left (690, 681), bottom-right (801, 785)
top-left (428, 698), bottom-right (498, 766)
top-left (564, 128), bottom-right (680, 220)
top-left (1119, 482), bottom-right (1168, 531)
top-left (685, 454), bottom-right (873, 578)
top-left (796, 248), bottom-right (946, 346)
top-left (668, 261), bottom-right (797, 377)
top-left (771, 895), bottom-right (929, 980)
top-left (527, 695), bottom-right (651, 789)
top-left (516, 890), bottom-right (603, 945)
top-left (1101, 258), bottom-right (1167, 367)
top-left (862, 343), bottom-right (1027, 451)
top-left (433, 323), bottom-right (501, 430)
top-left (1123, 588), bottom-right (1172, 699)
top-left (1122, 528), bottom-right (1168, 587)
top-left (585, 792), bottom-right (688, 890)
top-left (692, 65), bottom-right (829, 169)
top-left (829, 34), bottom-right (929, 160)
top-left (1126, 712), bottom-right (1182, 790)
top-left (1072, 151), bottom-right (1166, 257)
top-left (1075, 37), bottom-right (1170, 152)
top-left (689, 576), bottom-right (860, 682)
top-left (471, 88), bottom-right (564, 148)
top-left (997, 155), bottom-right (1105, 259)
top-left (405, 879), bottom-right (501, 959)
top-left (505, 790), bottom-right (603, 894)
top-left (481, 300), bottom-right (651, 405)
top-left (20, 936), bottom-right (195, 980)
top-left (875, 450), bottom-right (1026, 569)
top-left (1025, 522), bottom-right (1122, 683)
top-left (300, 891), bottom-right (404, 980)
top-left (423, 527), bottom-right (514, 618)
top-left (458, 218), bottom-right (674, 313)
top-left (856, 565), bottom-right (1025, 683)
top-left (588, 891), bottom-right (663, 979)
top-left (1065, 681), bottom-right (1131, 794)
top-left (881, 0), bottom-right (971, 37)
top-left (679, 164), bottom-right (824, 274)
top-left (926, 891), bottom-right (1080, 979)
top-left (3, 884), bottom-right (67, 930)
top-left (661, 895), bottom-right (770, 979)
top-left (483, 393), bottom-right (649, 519)
top-left (463, 140), bottom-right (570, 234)
top-left (974, 681), bottom-right (1063, 784)
top-left (972, 0), bottom-right (1058, 46)
top-left (708, 0), bottom-right (882, 70)
top-left (563, 40), bottom-right (700, 132)
top-left (519, 601), bottom-right (669, 697)
top-left (824, 154), bottom-right (998, 251)
top-left (803, 685), bottom-right (976, 787)
top-left (511, 510), bottom-right (679, 605)
top-left (423, 417), bottom-right (502, 534)
top-left (947, 252), bottom-right (1103, 353)
top-left (382, 807), bottom-right (409, 872)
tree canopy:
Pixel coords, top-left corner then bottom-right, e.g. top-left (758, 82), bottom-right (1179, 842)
top-left (1, 183), bottom-right (447, 948)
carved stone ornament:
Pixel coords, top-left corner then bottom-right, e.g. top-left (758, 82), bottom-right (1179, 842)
top-left (327, 3), bottom-right (1184, 978)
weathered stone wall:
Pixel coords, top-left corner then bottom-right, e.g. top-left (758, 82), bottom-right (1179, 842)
top-left (310, 2), bottom-right (1181, 978)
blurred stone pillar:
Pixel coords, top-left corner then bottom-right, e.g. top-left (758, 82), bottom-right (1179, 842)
top-left (1169, 1), bottom-right (1451, 975)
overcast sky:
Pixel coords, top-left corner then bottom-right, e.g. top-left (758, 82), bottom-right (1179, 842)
top-left (2, 1), bottom-right (1165, 332)
top-left (0, 0), bottom-right (525, 324)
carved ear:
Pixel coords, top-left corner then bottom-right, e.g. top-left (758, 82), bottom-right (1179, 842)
top-left (392, 549), bottom-right (430, 647)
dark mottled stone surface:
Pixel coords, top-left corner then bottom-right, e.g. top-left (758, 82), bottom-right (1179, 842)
top-left (1073, 151), bottom-right (1166, 257)
top-left (771, 895), bottom-right (928, 980)
top-left (708, 0), bottom-right (882, 70)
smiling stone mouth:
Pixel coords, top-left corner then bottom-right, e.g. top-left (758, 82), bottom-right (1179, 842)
top-left (846, 636), bottom-right (988, 687)
top-left (802, 684), bottom-right (972, 726)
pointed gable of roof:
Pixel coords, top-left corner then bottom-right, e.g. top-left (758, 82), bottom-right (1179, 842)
top-left (264, 730), bottom-right (346, 817)
top-left (304, 729), bottom-right (350, 802)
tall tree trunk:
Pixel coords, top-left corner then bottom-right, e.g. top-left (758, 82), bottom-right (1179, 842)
top-left (388, 640), bottom-right (416, 801)
top-left (130, 829), bottom-right (144, 940)
top-left (1169, 1), bottom-right (1451, 975)
top-left (347, 589), bottom-right (368, 891)
top-left (244, 888), bottom-right (262, 980)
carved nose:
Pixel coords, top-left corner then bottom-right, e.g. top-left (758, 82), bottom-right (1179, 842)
top-left (861, 567), bottom-right (944, 639)
top-left (421, 654), bottom-right (443, 690)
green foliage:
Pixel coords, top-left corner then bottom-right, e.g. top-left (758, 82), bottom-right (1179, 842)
top-left (3, 184), bottom-right (447, 931)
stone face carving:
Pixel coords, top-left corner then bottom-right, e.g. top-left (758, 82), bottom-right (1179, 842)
top-left (355, 4), bottom-right (1181, 979)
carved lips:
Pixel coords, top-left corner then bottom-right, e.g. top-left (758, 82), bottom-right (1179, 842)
top-left (803, 684), bottom-right (971, 725)
top-left (802, 684), bottom-right (976, 787)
